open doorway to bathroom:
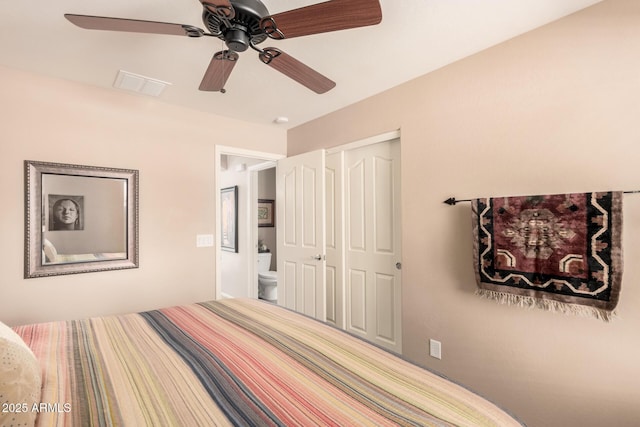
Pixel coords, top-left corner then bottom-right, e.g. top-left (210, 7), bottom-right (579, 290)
top-left (214, 145), bottom-right (284, 302)
top-left (252, 164), bottom-right (278, 303)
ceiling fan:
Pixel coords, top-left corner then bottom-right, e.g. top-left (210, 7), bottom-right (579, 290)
top-left (64, 0), bottom-right (382, 94)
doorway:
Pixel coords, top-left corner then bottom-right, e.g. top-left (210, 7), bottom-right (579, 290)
top-left (214, 145), bottom-right (284, 300)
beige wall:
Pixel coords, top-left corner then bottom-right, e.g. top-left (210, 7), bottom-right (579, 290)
top-left (288, 1), bottom-right (640, 426)
top-left (0, 65), bottom-right (286, 326)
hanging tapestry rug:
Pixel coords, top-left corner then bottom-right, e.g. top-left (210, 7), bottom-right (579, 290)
top-left (471, 192), bottom-right (623, 321)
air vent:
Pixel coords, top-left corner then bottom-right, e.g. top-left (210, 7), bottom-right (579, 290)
top-left (113, 70), bottom-right (171, 97)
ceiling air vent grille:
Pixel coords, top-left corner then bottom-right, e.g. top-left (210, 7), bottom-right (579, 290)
top-left (113, 70), bottom-right (171, 97)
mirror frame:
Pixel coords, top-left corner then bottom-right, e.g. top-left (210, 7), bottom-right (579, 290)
top-left (25, 160), bottom-right (139, 278)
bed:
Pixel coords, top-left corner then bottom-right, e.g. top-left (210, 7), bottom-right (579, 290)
top-left (42, 238), bottom-right (126, 264)
top-left (3, 298), bottom-right (524, 426)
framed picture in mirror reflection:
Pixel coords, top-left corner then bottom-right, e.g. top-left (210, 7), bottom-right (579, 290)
top-left (48, 195), bottom-right (84, 231)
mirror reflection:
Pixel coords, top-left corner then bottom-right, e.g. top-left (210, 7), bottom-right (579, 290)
top-left (25, 160), bottom-right (138, 278)
top-left (42, 174), bottom-right (127, 265)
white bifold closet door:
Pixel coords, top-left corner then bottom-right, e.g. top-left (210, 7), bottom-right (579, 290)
top-left (344, 139), bottom-right (402, 353)
top-left (276, 139), bottom-right (401, 354)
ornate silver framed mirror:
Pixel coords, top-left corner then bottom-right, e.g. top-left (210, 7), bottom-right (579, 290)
top-left (25, 160), bottom-right (139, 278)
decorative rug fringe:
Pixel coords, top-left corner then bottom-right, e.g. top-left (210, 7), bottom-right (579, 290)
top-left (475, 289), bottom-right (617, 322)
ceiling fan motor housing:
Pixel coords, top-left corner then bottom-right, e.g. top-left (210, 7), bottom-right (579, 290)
top-left (203, 0), bottom-right (269, 52)
top-left (224, 27), bottom-right (250, 51)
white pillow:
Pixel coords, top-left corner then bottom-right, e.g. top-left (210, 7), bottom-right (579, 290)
top-left (0, 321), bottom-right (42, 427)
top-left (42, 239), bottom-right (57, 263)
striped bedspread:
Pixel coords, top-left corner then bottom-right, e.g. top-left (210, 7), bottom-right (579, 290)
top-left (15, 298), bottom-right (523, 426)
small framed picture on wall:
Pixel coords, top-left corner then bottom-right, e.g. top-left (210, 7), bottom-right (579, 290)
top-left (258, 199), bottom-right (274, 227)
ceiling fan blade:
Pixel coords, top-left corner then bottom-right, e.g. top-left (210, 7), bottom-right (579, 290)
top-left (64, 14), bottom-right (205, 37)
top-left (260, 0), bottom-right (382, 40)
top-left (259, 48), bottom-right (335, 94)
top-left (199, 0), bottom-right (235, 19)
top-left (199, 50), bottom-right (239, 92)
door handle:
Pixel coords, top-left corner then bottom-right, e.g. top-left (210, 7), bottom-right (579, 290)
top-left (395, 262), bottom-right (402, 270)
top-left (312, 254), bottom-right (323, 261)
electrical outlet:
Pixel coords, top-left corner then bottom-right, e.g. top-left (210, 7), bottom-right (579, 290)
top-left (429, 339), bottom-right (442, 359)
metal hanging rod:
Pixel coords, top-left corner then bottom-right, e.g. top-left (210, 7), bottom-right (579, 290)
top-left (444, 191), bottom-right (640, 206)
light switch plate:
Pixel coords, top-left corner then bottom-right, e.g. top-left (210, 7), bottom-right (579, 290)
top-left (196, 234), bottom-right (214, 247)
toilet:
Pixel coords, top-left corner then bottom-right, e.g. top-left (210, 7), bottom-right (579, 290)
top-left (257, 252), bottom-right (277, 301)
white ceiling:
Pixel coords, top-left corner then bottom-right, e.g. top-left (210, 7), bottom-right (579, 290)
top-left (0, 0), bottom-right (600, 129)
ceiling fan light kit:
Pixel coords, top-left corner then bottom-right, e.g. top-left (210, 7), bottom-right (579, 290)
top-left (64, 0), bottom-right (382, 95)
